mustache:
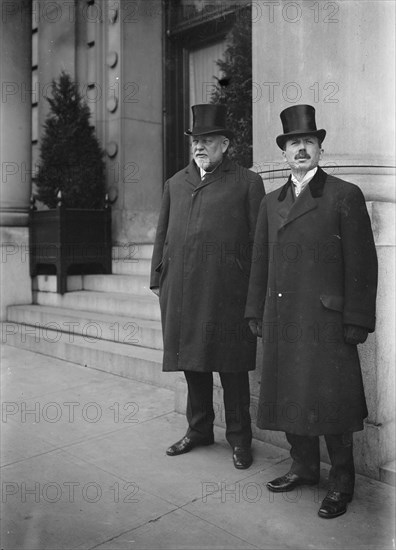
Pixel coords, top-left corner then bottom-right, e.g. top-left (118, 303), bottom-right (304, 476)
top-left (295, 151), bottom-right (311, 159)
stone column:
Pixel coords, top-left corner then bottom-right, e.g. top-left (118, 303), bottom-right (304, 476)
top-left (1, 0), bottom-right (32, 226)
top-left (115, 1), bottom-right (163, 245)
top-left (0, 0), bottom-right (33, 319)
top-left (355, 201), bottom-right (396, 480)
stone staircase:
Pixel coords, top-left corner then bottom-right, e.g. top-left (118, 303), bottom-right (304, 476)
top-left (3, 244), bottom-right (180, 390)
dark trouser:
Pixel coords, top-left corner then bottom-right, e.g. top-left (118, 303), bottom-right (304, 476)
top-left (286, 432), bottom-right (355, 495)
top-left (184, 371), bottom-right (252, 448)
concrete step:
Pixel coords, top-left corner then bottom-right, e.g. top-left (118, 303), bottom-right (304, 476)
top-left (33, 275), bottom-right (84, 293)
top-left (83, 274), bottom-right (150, 295)
top-left (33, 274), bottom-right (151, 295)
top-left (1, 322), bottom-right (177, 390)
top-left (7, 304), bottom-right (163, 350)
top-left (112, 243), bottom-right (154, 261)
top-left (112, 257), bottom-right (151, 276)
top-left (33, 290), bottom-right (161, 321)
top-left (111, 244), bottom-right (152, 276)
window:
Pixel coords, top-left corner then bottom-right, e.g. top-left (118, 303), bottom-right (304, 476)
top-left (164, 1), bottom-right (251, 178)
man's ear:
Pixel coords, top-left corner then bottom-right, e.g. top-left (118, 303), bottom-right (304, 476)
top-left (221, 138), bottom-right (230, 153)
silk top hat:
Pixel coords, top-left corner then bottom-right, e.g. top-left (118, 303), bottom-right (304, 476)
top-left (276, 104), bottom-right (326, 149)
top-left (185, 104), bottom-right (234, 139)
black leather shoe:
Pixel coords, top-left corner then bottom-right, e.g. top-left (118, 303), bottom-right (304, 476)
top-left (166, 436), bottom-right (214, 456)
top-left (232, 447), bottom-right (253, 469)
top-left (318, 490), bottom-right (352, 519)
top-left (267, 472), bottom-right (319, 492)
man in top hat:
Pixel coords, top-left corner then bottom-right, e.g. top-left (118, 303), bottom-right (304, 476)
top-left (150, 104), bottom-right (264, 468)
top-left (245, 104), bottom-right (378, 518)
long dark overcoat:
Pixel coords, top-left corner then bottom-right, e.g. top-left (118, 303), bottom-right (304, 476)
top-left (150, 157), bottom-right (265, 372)
top-left (245, 167), bottom-right (378, 435)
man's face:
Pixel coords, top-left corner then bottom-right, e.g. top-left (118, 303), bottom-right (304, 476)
top-left (192, 134), bottom-right (229, 171)
top-left (282, 135), bottom-right (323, 173)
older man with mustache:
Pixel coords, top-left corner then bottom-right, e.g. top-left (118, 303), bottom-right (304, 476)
top-left (246, 105), bottom-right (378, 518)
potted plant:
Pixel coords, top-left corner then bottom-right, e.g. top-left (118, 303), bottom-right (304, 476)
top-left (29, 71), bottom-right (112, 294)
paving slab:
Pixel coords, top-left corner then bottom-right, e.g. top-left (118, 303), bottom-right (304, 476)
top-left (1, 345), bottom-right (115, 401)
top-left (184, 460), bottom-right (396, 550)
top-left (1, 449), bottom-right (176, 550)
top-left (1, 344), bottom-right (175, 454)
top-left (1, 345), bottom-right (395, 550)
top-left (93, 507), bottom-right (258, 550)
top-left (63, 412), bottom-right (290, 508)
top-left (1, 419), bottom-right (55, 467)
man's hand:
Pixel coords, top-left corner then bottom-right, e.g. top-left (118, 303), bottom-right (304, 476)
top-left (344, 325), bottom-right (368, 345)
top-left (248, 318), bottom-right (262, 337)
top-left (151, 287), bottom-right (160, 297)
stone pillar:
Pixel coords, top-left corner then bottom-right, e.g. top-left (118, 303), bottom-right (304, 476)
top-left (0, 0), bottom-right (33, 319)
top-left (354, 201), bottom-right (396, 478)
top-left (1, 0), bottom-right (32, 226)
top-left (114, 2), bottom-right (164, 245)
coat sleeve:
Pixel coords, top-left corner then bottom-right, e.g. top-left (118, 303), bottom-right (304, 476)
top-left (340, 185), bottom-right (378, 331)
top-left (244, 196), bottom-right (269, 319)
top-left (150, 180), bottom-right (170, 288)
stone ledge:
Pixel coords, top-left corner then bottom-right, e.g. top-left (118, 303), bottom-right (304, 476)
top-left (380, 460), bottom-right (396, 486)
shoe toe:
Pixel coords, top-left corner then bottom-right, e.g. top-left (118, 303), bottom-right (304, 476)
top-left (232, 447), bottom-right (253, 469)
top-left (166, 437), bottom-right (193, 456)
top-left (267, 473), bottom-right (318, 492)
top-left (318, 491), bottom-right (351, 519)
top-left (166, 436), bottom-right (214, 456)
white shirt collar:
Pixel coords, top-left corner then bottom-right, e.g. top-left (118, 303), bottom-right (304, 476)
top-left (291, 166), bottom-right (318, 186)
top-left (291, 167), bottom-right (318, 197)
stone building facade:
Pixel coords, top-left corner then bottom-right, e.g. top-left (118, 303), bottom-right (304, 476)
top-left (1, 0), bottom-right (394, 481)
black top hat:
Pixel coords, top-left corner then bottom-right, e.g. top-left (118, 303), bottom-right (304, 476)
top-left (185, 104), bottom-right (234, 139)
top-left (276, 104), bottom-right (326, 149)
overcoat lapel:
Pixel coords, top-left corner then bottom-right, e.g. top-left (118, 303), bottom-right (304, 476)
top-left (277, 167), bottom-right (327, 230)
top-left (276, 176), bottom-right (294, 223)
top-left (184, 160), bottom-right (201, 188)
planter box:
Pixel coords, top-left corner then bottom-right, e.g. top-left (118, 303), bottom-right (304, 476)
top-left (29, 206), bottom-right (112, 294)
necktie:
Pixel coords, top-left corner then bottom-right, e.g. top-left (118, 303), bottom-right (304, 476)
top-left (293, 180), bottom-right (309, 197)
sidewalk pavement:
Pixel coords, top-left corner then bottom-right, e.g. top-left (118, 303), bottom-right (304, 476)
top-left (1, 344), bottom-right (395, 550)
